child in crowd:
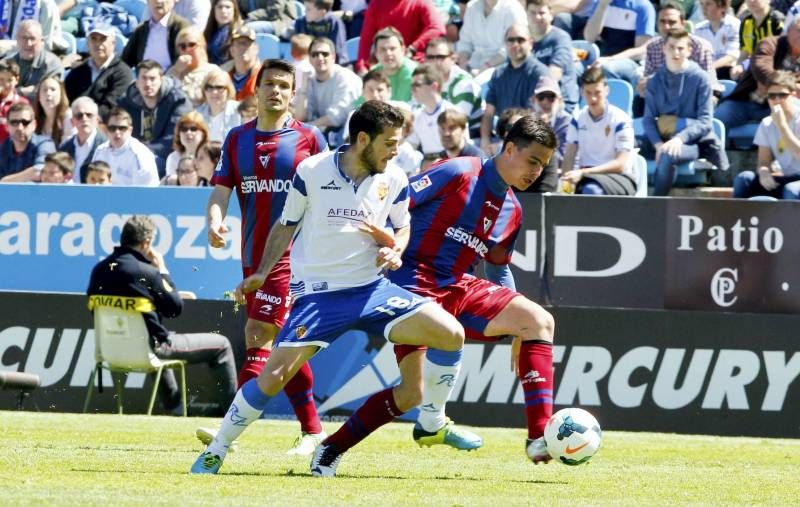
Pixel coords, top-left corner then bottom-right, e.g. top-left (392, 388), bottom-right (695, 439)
top-left (84, 161), bottom-right (112, 185)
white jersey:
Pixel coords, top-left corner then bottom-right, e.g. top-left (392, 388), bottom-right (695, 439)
top-left (566, 103), bottom-right (635, 179)
top-left (92, 137), bottom-right (159, 186)
top-left (281, 147), bottom-right (411, 297)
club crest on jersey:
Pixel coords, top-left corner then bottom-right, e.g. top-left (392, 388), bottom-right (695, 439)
top-left (259, 154), bottom-right (270, 167)
top-left (411, 175), bottom-right (432, 192)
top-left (377, 182), bottom-right (389, 201)
top-left (296, 325), bottom-right (307, 339)
top-left (483, 217), bottom-right (493, 233)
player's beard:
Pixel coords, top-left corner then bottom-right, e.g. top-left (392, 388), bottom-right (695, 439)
top-left (361, 142), bottom-right (384, 175)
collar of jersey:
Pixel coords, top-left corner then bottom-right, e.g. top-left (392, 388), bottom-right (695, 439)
top-left (482, 157), bottom-right (509, 196)
top-left (334, 144), bottom-right (357, 187)
top-left (255, 116), bottom-right (293, 133)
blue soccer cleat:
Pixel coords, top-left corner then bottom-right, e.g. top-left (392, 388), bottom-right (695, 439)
top-left (190, 451), bottom-right (225, 474)
top-left (412, 418), bottom-right (483, 451)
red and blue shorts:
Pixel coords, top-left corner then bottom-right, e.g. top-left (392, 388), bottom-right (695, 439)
top-left (243, 261), bottom-right (292, 327)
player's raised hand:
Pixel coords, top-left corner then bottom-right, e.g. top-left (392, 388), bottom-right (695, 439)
top-left (234, 273), bottom-right (266, 302)
top-left (359, 222), bottom-right (396, 248)
top-left (208, 221), bottom-right (229, 248)
top-left (376, 246), bottom-right (402, 271)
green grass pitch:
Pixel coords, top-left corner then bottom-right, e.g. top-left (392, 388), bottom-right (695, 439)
top-left (1, 411), bottom-right (798, 506)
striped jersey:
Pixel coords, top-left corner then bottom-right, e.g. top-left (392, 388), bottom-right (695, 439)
top-left (280, 147), bottom-right (411, 297)
top-left (389, 157), bottom-right (522, 290)
top-left (211, 118), bottom-right (327, 269)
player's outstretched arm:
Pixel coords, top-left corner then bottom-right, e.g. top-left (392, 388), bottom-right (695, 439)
top-left (234, 223), bottom-right (297, 300)
top-left (207, 185), bottom-right (233, 248)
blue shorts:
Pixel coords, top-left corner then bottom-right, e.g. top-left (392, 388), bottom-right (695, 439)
top-left (275, 278), bottom-right (431, 349)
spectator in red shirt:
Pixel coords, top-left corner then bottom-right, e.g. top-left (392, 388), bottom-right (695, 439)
top-left (0, 60), bottom-right (29, 144)
top-left (354, 0), bottom-right (446, 74)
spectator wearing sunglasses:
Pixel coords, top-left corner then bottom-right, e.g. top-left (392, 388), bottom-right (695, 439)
top-left (60, 97), bottom-right (107, 183)
top-left (167, 27), bottom-right (223, 106)
top-left (64, 25), bottom-right (133, 123)
top-left (91, 107), bottom-right (160, 186)
top-left (164, 111), bottom-right (210, 180)
top-left (119, 60), bottom-right (193, 176)
top-left (197, 69), bottom-right (241, 142)
top-left (0, 102), bottom-right (56, 182)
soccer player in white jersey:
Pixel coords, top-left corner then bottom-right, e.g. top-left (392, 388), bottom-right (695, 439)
top-left (191, 100), bottom-right (466, 477)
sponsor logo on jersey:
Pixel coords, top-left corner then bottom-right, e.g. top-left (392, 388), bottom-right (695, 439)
top-left (321, 180), bottom-right (342, 190)
top-left (484, 200), bottom-right (500, 211)
top-left (255, 141), bottom-right (277, 147)
top-left (483, 217), bottom-right (493, 233)
top-left (377, 182), bottom-right (388, 201)
top-left (255, 292), bottom-right (283, 304)
top-left (411, 175), bottom-right (432, 192)
top-left (259, 154), bottom-right (270, 167)
top-left (240, 178), bottom-right (292, 194)
top-left (327, 208), bottom-right (372, 220)
top-left (445, 226), bottom-right (489, 257)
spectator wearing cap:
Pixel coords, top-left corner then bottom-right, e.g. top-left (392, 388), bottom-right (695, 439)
top-left (0, 102), bottom-right (56, 182)
top-left (60, 97), bottom-right (107, 183)
top-left (118, 60), bottom-right (193, 175)
top-left (8, 20), bottom-right (63, 99)
top-left (64, 25), bottom-right (134, 122)
top-left (531, 75), bottom-right (571, 163)
top-left (437, 108), bottom-right (484, 159)
top-left (0, 59), bottom-right (29, 144)
top-left (121, 0), bottom-right (191, 71)
top-left (228, 25), bottom-right (260, 100)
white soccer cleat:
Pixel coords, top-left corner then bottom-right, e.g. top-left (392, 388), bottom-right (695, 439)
top-left (526, 437), bottom-right (552, 464)
top-left (196, 427), bottom-right (237, 452)
top-left (310, 443), bottom-right (343, 477)
top-left (287, 431), bottom-right (328, 456)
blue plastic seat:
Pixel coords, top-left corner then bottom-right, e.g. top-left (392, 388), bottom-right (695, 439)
top-left (256, 33), bottom-right (281, 60)
top-left (346, 37), bottom-right (360, 64)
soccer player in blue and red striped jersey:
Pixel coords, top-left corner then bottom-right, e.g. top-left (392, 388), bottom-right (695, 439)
top-left (390, 116), bottom-right (559, 463)
top-left (203, 59), bottom-right (328, 455)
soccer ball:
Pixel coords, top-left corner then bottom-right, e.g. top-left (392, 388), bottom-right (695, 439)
top-left (543, 408), bottom-right (602, 465)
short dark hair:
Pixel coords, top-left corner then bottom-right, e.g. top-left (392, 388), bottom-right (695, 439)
top-left (362, 69), bottom-right (391, 88)
top-left (120, 215), bottom-right (156, 247)
top-left (0, 59), bottom-right (20, 78)
top-left (412, 63), bottom-right (444, 89)
top-left (136, 59), bottom-right (163, 75)
top-left (45, 152), bottom-right (74, 174)
top-left (580, 66), bottom-right (606, 87)
top-left (87, 160), bottom-right (111, 176)
top-left (256, 59), bottom-right (296, 90)
top-left (7, 101), bottom-right (33, 118)
top-left (349, 100), bottom-right (405, 142)
top-left (526, 0), bottom-right (551, 9)
top-left (309, 0), bottom-right (334, 10)
top-left (659, 1), bottom-right (685, 19)
top-left (310, 36), bottom-right (336, 57)
top-left (107, 107), bottom-right (133, 125)
top-left (425, 36), bottom-right (454, 54)
top-left (196, 140), bottom-right (223, 166)
top-left (373, 26), bottom-right (404, 48)
top-left (502, 115), bottom-right (557, 152)
top-left (664, 28), bottom-right (690, 42)
top-left (767, 70), bottom-right (796, 90)
top-left (437, 108), bottom-right (469, 129)
top-left (237, 95), bottom-right (258, 113)
top-left (496, 107), bottom-right (531, 139)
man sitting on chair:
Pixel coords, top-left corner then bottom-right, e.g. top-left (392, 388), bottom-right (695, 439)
top-left (87, 215), bottom-right (237, 415)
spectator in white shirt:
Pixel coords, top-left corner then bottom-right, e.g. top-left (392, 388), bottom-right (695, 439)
top-left (406, 63), bottom-right (456, 158)
top-left (92, 108), bottom-right (160, 186)
top-left (694, 0), bottom-right (741, 80)
top-left (456, 0), bottom-right (528, 72)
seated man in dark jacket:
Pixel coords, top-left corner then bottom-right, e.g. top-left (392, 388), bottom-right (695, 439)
top-left (60, 97), bottom-right (107, 183)
top-left (64, 25), bottom-right (133, 122)
top-left (121, 0), bottom-right (189, 70)
top-left (87, 215), bottom-right (237, 416)
top-left (118, 60), bottom-right (192, 176)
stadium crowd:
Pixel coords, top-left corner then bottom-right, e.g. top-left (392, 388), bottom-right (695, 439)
top-left (1, 0), bottom-right (800, 199)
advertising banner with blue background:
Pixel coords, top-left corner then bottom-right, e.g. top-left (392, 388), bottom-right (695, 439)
top-left (0, 184), bottom-right (242, 299)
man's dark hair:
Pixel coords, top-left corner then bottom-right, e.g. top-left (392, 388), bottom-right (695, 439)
top-left (665, 27), bottom-right (690, 42)
top-left (310, 36), bottom-right (336, 57)
top-left (437, 108), bottom-right (469, 129)
top-left (373, 26), bottom-right (405, 48)
top-left (349, 100), bottom-right (405, 142)
top-left (7, 101), bottom-right (33, 118)
top-left (120, 215), bottom-right (156, 247)
top-left (412, 63), bottom-right (444, 89)
top-left (45, 152), bottom-right (74, 174)
top-left (502, 115), bottom-right (557, 152)
top-left (496, 107), bottom-right (531, 139)
top-left (256, 59), bottom-right (296, 90)
top-left (311, 0), bottom-right (334, 10)
top-left (580, 66), bottom-right (606, 87)
top-left (362, 69), bottom-right (391, 88)
top-left (425, 36), bottom-right (454, 54)
top-left (659, 1), bottom-right (685, 19)
top-left (107, 107), bottom-right (133, 125)
top-left (136, 59), bottom-right (163, 75)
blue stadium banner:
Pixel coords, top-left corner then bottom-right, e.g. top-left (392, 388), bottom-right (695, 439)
top-left (0, 184), bottom-right (242, 300)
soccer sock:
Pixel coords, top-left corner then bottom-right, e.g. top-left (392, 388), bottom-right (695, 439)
top-left (237, 347), bottom-right (270, 387)
top-left (416, 348), bottom-right (463, 432)
top-left (282, 362), bottom-right (323, 435)
top-left (323, 387), bottom-right (404, 453)
top-left (208, 379), bottom-right (270, 457)
top-left (518, 341), bottom-right (554, 439)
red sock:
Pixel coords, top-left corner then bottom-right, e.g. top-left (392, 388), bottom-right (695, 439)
top-left (519, 341), bottom-right (554, 439)
top-left (283, 362), bottom-right (322, 434)
top-left (324, 388), bottom-right (403, 453)
top-left (237, 347), bottom-right (269, 387)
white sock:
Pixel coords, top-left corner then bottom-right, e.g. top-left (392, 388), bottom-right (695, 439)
top-left (416, 357), bottom-right (461, 432)
top-left (207, 386), bottom-right (265, 457)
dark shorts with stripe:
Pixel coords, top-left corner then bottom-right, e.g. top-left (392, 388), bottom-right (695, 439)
top-left (394, 274), bottom-right (520, 363)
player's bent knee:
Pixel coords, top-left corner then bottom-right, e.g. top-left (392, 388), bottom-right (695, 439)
top-left (528, 307), bottom-right (555, 343)
top-left (244, 319), bottom-right (278, 349)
